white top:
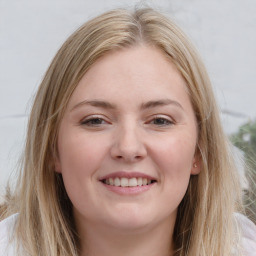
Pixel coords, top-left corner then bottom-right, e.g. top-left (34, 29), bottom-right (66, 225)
top-left (1, 213), bottom-right (256, 255)
top-left (235, 213), bottom-right (256, 255)
top-left (0, 213), bottom-right (18, 255)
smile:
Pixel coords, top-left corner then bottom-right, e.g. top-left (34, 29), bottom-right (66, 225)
top-left (101, 177), bottom-right (157, 187)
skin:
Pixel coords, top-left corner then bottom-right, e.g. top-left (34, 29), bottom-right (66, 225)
top-left (55, 45), bottom-right (200, 256)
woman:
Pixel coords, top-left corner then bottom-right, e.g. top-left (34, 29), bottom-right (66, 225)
top-left (0, 7), bottom-right (255, 256)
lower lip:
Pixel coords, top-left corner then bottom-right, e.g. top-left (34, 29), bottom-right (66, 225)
top-left (101, 183), bottom-right (155, 195)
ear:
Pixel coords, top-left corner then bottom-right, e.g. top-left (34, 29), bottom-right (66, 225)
top-left (191, 150), bottom-right (201, 175)
top-left (191, 159), bottom-right (201, 175)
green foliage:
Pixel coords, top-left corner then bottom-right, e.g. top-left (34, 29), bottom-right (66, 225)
top-left (230, 119), bottom-right (256, 223)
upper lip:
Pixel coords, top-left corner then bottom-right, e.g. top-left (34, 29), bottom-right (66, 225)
top-left (99, 171), bottom-right (157, 181)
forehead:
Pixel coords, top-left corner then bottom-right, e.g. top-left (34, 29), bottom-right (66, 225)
top-left (67, 45), bottom-right (192, 111)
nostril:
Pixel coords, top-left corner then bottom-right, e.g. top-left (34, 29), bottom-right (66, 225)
top-left (115, 154), bottom-right (143, 162)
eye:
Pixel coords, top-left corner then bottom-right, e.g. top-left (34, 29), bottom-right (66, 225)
top-left (148, 116), bottom-right (174, 126)
top-left (81, 117), bottom-right (108, 127)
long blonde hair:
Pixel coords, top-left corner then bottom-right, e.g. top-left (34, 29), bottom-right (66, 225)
top-left (1, 7), bottom-right (243, 256)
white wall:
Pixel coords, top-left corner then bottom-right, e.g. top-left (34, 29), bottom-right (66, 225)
top-left (1, 0), bottom-right (256, 191)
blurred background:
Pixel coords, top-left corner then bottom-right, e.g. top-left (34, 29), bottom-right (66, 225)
top-left (1, 0), bottom-right (256, 214)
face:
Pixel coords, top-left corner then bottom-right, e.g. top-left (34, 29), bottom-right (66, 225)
top-left (55, 45), bottom-right (200, 233)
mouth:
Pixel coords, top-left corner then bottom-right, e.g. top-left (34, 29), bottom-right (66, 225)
top-left (100, 177), bottom-right (157, 187)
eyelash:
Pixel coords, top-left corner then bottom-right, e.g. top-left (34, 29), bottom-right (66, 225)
top-left (148, 116), bottom-right (174, 126)
top-left (81, 115), bottom-right (174, 128)
top-left (80, 116), bottom-right (108, 127)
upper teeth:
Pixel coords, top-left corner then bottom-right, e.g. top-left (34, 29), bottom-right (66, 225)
top-left (103, 177), bottom-right (154, 187)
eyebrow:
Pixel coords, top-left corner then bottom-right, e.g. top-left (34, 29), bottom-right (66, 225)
top-left (71, 99), bottom-right (184, 111)
top-left (140, 99), bottom-right (184, 110)
top-left (71, 100), bottom-right (117, 111)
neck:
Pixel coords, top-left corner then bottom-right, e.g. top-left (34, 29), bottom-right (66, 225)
top-left (76, 216), bottom-right (175, 256)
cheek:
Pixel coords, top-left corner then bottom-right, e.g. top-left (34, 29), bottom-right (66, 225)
top-left (155, 135), bottom-right (195, 170)
top-left (57, 133), bottom-right (109, 208)
top-left (151, 133), bottom-right (196, 192)
top-left (58, 132), bottom-right (108, 175)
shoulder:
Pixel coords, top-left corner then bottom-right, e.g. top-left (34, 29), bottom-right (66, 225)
top-left (0, 213), bottom-right (19, 255)
top-left (235, 213), bottom-right (256, 256)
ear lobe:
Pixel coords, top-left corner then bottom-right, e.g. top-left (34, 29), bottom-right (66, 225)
top-left (191, 160), bottom-right (201, 175)
top-left (191, 144), bottom-right (202, 175)
top-left (191, 152), bottom-right (201, 175)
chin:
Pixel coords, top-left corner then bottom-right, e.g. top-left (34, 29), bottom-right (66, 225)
top-left (102, 206), bottom-right (159, 232)
top-left (109, 218), bottom-right (152, 233)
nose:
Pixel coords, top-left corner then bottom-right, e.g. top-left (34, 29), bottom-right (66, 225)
top-left (110, 124), bottom-right (147, 163)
